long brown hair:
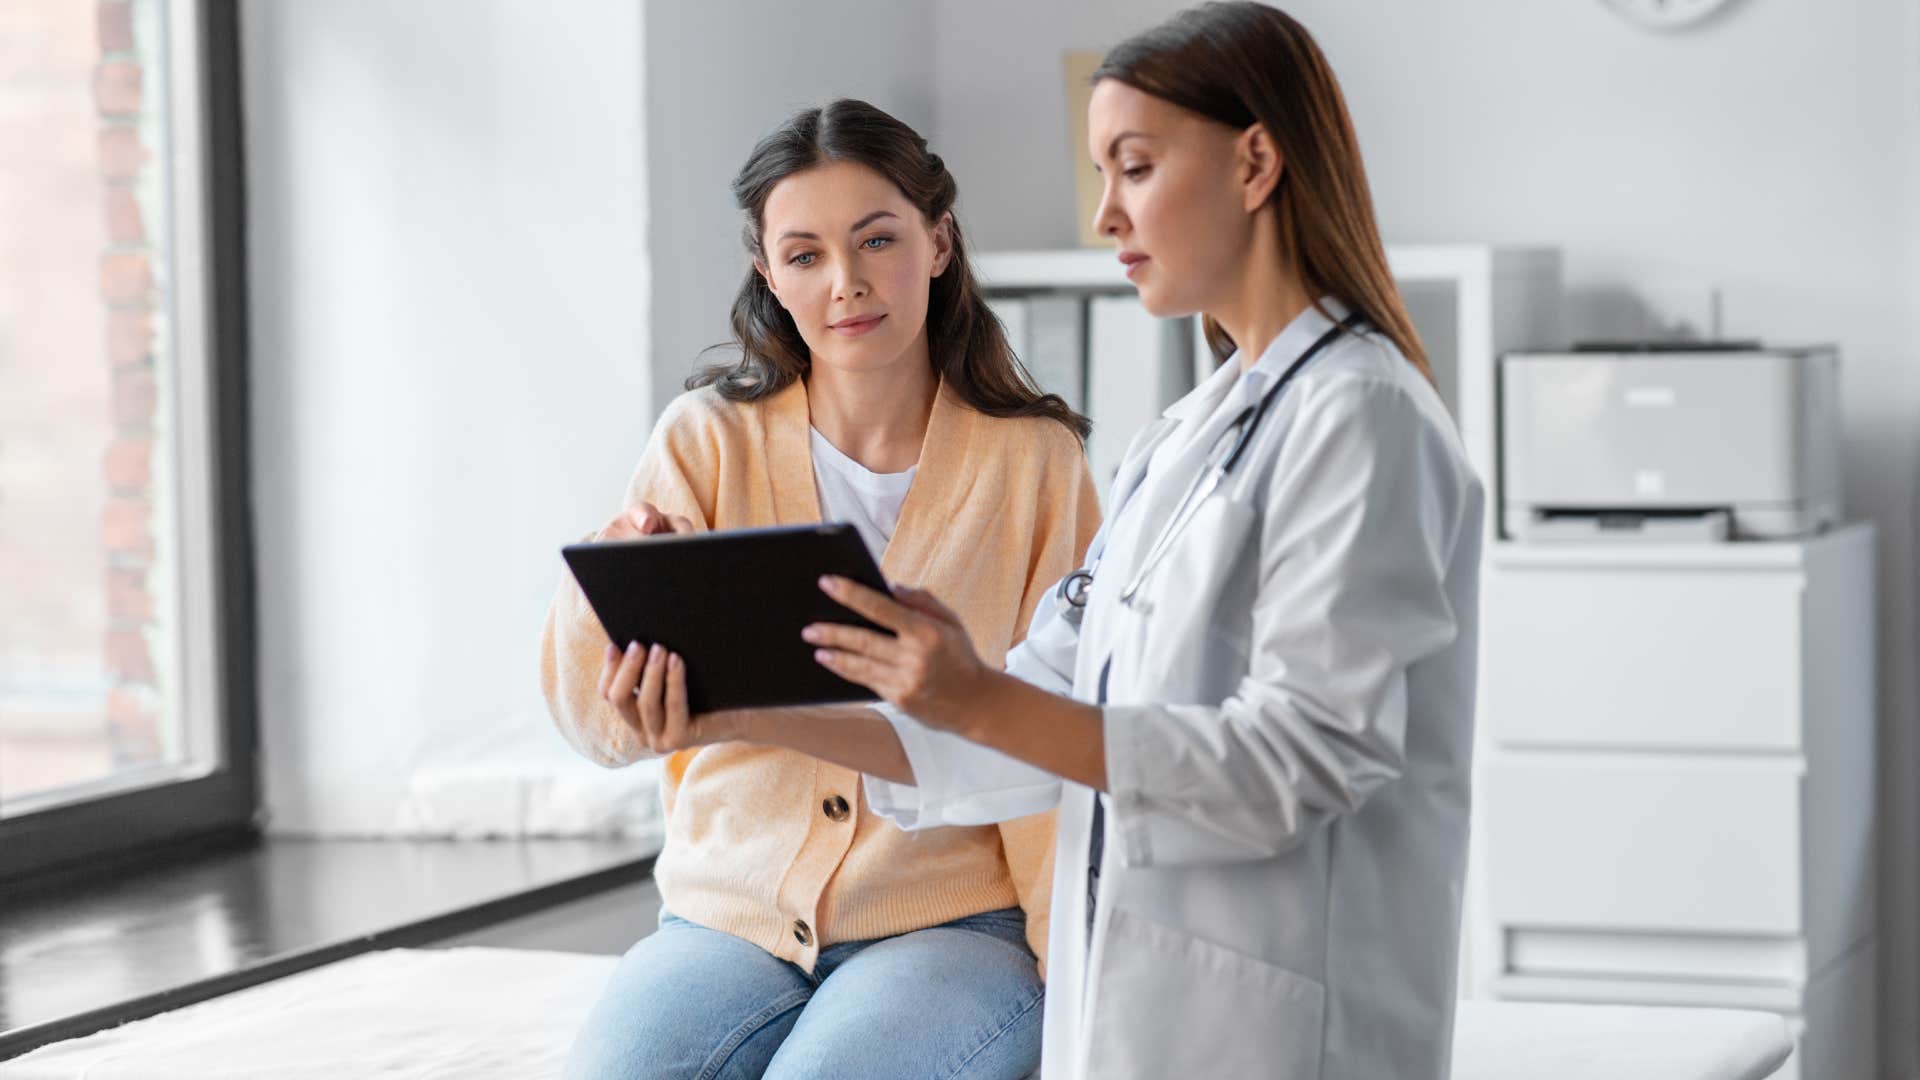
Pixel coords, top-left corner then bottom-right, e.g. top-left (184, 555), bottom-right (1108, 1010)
top-left (690, 99), bottom-right (1091, 441)
top-left (1095, 2), bottom-right (1431, 380)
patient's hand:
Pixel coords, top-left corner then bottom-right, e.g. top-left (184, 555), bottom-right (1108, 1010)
top-left (594, 500), bottom-right (694, 542)
top-left (599, 641), bottom-right (746, 754)
top-left (591, 501), bottom-right (713, 752)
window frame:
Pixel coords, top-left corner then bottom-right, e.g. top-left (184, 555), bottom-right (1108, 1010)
top-left (0, 0), bottom-right (258, 883)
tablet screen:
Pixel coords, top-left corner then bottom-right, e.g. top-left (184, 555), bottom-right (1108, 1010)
top-left (561, 523), bottom-right (891, 713)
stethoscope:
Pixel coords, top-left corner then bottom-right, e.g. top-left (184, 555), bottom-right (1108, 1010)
top-left (1056, 312), bottom-right (1362, 624)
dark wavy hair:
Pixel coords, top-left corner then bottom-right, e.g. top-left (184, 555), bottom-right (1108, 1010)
top-left (1095, 3), bottom-right (1431, 380)
top-left (688, 99), bottom-right (1091, 441)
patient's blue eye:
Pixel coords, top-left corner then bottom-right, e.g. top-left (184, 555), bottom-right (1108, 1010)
top-left (790, 252), bottom-right (817, 267)
top-left (862, 235), bottom-right (892, 250)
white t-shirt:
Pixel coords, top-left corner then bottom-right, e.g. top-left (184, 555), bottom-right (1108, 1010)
top-left (809, 427), bottom-right (917, 562)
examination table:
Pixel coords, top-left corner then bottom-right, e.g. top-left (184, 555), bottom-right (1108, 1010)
top-left (0, 946), bottom-right (1795, 1078)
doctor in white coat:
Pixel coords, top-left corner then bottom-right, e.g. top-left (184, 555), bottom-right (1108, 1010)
top-left (806, 6), bottom-right (1482, 1077)
top-left (623, 4), bottom-right (1483, 1078)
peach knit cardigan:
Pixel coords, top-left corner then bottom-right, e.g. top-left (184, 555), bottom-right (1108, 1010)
top-left (540, 378), bottom-right (1099, 972)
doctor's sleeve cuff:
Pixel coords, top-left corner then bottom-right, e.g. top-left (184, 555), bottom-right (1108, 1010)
top-left (1101, 703), bottom-right (1159, 867)
top-left (864, 704), bottom-right (1063, 830)
top-left (862, 703), bottom-right (941, 830)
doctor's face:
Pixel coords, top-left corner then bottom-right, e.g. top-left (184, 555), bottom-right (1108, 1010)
top-left (1087, 79), bottom-right (1253, 319)
top-left (757, 160), bottom-right (953, 378)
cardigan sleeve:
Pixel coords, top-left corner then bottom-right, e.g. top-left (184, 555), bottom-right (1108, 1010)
top-left (538, 398), bottom-right (717, 768)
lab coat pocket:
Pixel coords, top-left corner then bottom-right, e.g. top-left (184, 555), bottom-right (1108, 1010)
top-left (1086, 908), bottom-right (1325, 1079)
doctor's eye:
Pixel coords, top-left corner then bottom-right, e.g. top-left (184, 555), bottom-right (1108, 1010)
top-left (1122, 164), bottom-right (1152, 181)
top-left (788, 251), bottom-right (818, 267)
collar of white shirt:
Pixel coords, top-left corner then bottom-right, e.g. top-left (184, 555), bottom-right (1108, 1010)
top-left (1164, 296), bottom-right (1352, 423)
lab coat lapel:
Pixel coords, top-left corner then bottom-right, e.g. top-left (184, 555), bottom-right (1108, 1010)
top-left (1081, 363), bottom-right (1245, 685)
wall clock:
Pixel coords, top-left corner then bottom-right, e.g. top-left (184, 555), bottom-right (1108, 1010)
top-left (1601, 0), bottom-right (1738, 30)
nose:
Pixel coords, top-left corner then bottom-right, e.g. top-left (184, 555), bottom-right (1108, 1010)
top-left (833, 259), bottom-right (869, 303)
top-left (1092, 177), bottom-right (1125, 241)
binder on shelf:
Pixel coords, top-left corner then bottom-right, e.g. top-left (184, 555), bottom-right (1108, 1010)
top-left (1026, 297), bottom-right (1086, 414)
top-left (1087, 296), bottom-right (1165, 491)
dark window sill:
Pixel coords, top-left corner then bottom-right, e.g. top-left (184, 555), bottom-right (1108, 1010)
top-left (0, 833), bottom-right (656, 1060)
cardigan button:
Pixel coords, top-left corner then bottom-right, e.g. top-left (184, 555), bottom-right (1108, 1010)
top-left (792, 919), bottom-right (813, 947)
top-left (823, 795), bottom-right (851, 822)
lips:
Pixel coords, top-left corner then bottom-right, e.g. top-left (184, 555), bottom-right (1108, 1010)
top-left (829, 313), bottom-right (887, 336)
top-left (1118, 251), bottom-right (1149, 279)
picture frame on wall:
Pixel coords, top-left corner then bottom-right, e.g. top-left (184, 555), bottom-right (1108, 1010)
top-left (1063, 49), bottom-right (1105, 248)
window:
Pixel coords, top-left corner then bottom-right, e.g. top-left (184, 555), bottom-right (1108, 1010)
top-left (0, 0), bottom-right (253, 880)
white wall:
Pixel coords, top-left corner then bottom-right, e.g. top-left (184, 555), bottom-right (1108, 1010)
top-left (641, 2), bottom-right (935, 414)
top-left (933, 1), bottom-right (1920, 1073)
top-left (239, 0), bottom-right (937, 836)
top-left (241, 0), bottom-right (649, 833)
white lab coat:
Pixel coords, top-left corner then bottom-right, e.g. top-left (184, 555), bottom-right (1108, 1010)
top-left (866, 300), bottom-right (1484, 1080)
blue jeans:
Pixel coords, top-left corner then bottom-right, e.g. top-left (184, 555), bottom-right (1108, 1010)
top-left (563, 907), bottom-right (1043, 1080)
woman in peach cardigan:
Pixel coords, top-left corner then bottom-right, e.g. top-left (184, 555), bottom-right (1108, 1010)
top-left (542, 99), bottom-right (1098, 1079)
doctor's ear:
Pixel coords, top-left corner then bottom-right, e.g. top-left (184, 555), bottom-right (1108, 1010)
top-left (928, 212), bottom-right (954, 278)
top-left (1236, 123), bottom-right (1284, 211)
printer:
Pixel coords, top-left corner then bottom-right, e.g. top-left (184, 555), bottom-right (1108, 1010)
top-left (1499, 345), bottom-right (1841, 542)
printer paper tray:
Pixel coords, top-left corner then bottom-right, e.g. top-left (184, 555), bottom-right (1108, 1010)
top-left (1508, 508), bottom-right (1733, 544)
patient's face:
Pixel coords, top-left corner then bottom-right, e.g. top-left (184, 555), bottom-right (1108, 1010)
top-left (757, 160), bottom-right (951, 378)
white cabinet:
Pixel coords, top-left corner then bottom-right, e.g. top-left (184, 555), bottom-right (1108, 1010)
top-left (1474, 526), bottom-right (1877, 1080)
top-left (974, 244), bottom-right (1563, 529)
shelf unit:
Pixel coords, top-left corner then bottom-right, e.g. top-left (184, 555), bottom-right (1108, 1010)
top-left (974, 245), bottom-right (1563, 543)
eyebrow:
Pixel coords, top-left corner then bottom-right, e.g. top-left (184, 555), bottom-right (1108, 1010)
top-left (1104, 130), bottom-right (1151, 160)
top-left (776, 210), bottom-right (901, 243)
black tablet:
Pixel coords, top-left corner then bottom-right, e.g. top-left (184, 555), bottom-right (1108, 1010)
top-left (560, 523), bottom-right (892, 714)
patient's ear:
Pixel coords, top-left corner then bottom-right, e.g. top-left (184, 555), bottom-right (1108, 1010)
top-left (754, 259), bottom-right (782, 302)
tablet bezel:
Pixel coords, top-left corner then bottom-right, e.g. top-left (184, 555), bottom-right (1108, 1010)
top-left (560, 522), bottom-right (892, 714)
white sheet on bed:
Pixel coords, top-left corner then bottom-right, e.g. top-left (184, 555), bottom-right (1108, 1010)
top-left (0, 948), bottom-right (1794, 1080)
top-left (1452, 1000), bottom-right (1793, 1080)
top-left (0, 949), bottom-right (619, 1080)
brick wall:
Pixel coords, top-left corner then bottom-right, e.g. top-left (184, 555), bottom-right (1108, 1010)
top-left (95, 0), bottom-right (163, 767)
top-left (0, 0), bottom-right (173, 796)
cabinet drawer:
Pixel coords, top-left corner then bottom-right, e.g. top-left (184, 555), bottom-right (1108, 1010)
top-left (1487, 756), bottom-right (1803, 935)
top-left (1483, 568), bottom-right (1802, 751)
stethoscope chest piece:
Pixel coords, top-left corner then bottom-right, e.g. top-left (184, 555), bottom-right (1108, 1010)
top-left (1056, 568), bottom-right (1095, 625)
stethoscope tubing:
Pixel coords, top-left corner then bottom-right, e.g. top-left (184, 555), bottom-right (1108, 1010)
top-left (1058, 312), bottom-right (1363, 622)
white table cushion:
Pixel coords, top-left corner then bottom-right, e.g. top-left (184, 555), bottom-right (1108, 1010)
top-left (0, 948), bottom-right (620, 1080)
top-left (1, 948), bottom-right (1794, 1079)
top-left (1452, 1000), bottom-right (1793, 1080)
